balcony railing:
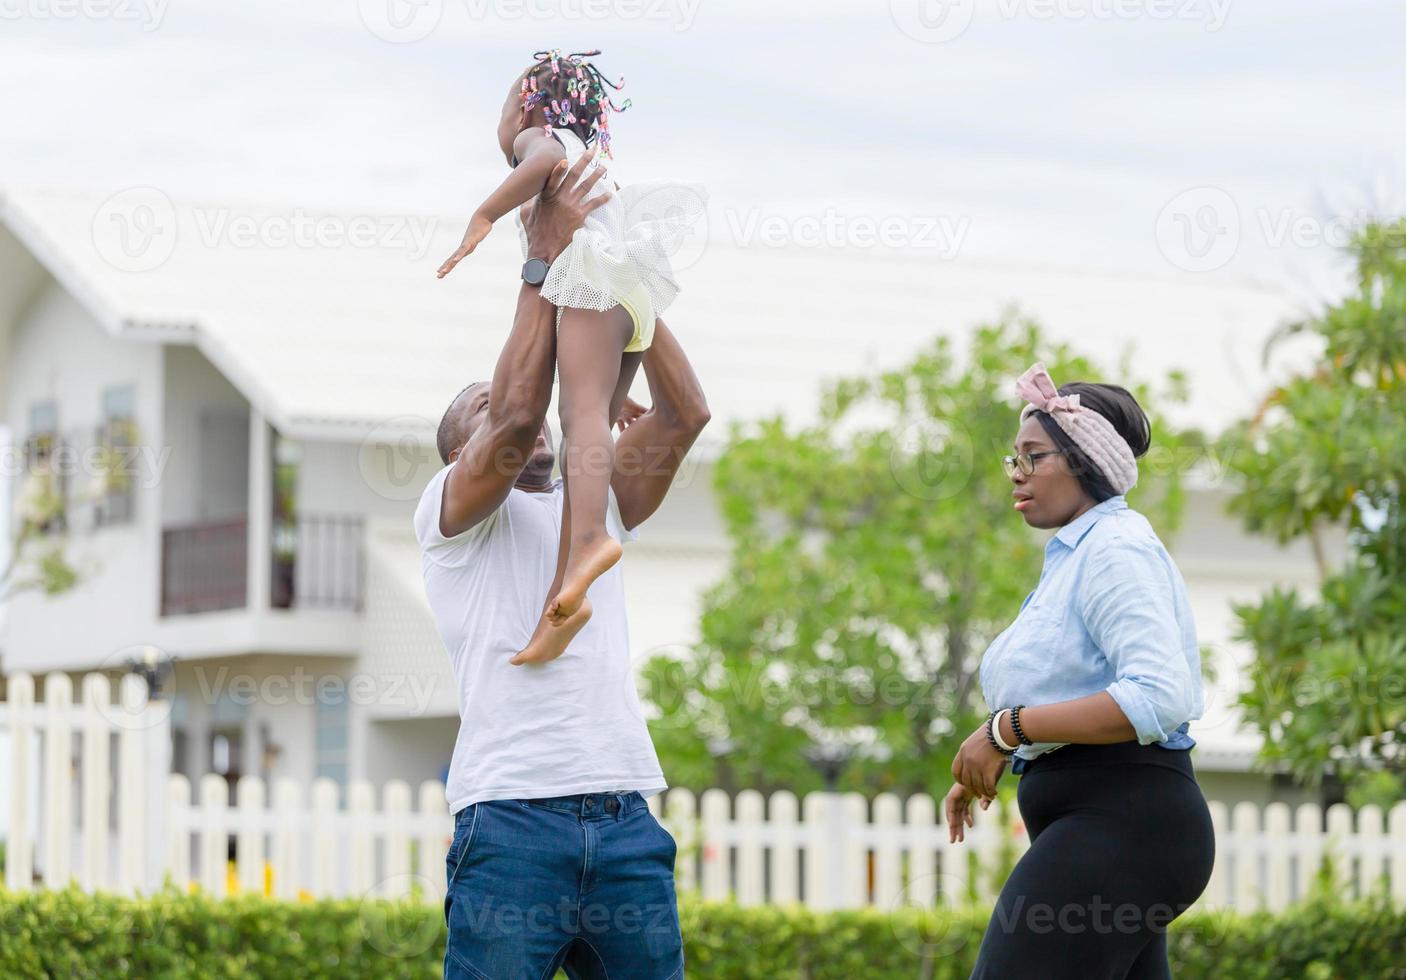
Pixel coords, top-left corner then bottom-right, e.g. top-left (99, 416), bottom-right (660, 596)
top-left (161, 518), bottom-right (249, 616)
top-left (271, 514), bottom-right (365, 612)
top-left (160, 514), bottom-right (364, 617)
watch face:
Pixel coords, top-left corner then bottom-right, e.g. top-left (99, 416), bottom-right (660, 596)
top-left (523, 258), bottom-right (549, 285)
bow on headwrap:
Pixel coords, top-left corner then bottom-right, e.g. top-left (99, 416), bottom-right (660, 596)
top-left (1015, 362), bottom-right (1138, 495)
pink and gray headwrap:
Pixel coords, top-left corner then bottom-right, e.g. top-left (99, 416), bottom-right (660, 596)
top-left (1015, 362), bottom-right (1138, 495)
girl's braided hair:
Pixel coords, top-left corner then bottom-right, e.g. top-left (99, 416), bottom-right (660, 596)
top-left (519, 49), bottom-right (631, 157)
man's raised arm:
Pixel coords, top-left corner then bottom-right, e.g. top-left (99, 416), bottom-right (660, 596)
top-left (439, 153), bottom-right (610, 537)
top-left (611, 318), bottom-right (711, 531)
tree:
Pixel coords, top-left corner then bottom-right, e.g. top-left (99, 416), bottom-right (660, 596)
top-left (643, 315), bottom-right (1195, 798)
top-left (1224, 219), bottom-right (1406, 809)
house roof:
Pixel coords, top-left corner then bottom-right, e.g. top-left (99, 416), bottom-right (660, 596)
top-left (1, 186), bottom-right (1310, 450)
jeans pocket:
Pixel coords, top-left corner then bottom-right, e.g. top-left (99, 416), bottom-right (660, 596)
top-left (644, 810), bottom-right (678, 863)
top-left (446, 804), bottom-right (482, 887)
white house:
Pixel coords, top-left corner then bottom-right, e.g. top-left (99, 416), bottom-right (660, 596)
top-left (0, 186), bottom-right (1343, 811)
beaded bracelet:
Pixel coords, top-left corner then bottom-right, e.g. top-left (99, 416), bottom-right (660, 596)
top-left (984, 710), bottom-right (1015, 756)
top-left (1009, 704), bottom-right (1034, 746)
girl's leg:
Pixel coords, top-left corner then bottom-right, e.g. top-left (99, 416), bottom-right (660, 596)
top-left (511, 346), bottom-right (643, 665)
top-left (510, 468), bottom-right (592, 665)
top-left (548, 305), bottom-right (634, 624)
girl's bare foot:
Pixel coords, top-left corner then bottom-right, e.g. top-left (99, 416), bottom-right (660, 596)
top-left (510, 599), bottom-right (594, 666)
top-left (546, 536), bottom-right (622, 625)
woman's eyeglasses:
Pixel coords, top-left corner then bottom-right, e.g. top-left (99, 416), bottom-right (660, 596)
top-left (1002, 450), bottom-right (1068, 478)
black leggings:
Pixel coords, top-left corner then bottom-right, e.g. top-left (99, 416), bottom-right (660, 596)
top-left (969, 739), bottom-right (1215, 979)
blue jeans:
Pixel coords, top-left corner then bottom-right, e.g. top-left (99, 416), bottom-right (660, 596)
top-left (443, 791), bottom-right (684, 979)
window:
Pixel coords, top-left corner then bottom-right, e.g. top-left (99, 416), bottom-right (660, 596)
top-left (22, 400), bottom-right (65, 533)
top-left (97, 385), bottom-right (137, 525)
top-left (315, 692), bottom-right (350, 791)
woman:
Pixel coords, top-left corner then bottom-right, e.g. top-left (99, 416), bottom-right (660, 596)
top-left (949, 362), bottom-right (1215, 979)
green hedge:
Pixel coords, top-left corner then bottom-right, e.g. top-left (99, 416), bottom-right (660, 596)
top-left (0, 886), bottom-right (1403, 979)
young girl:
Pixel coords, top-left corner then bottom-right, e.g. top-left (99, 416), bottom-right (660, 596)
top-left (438, 50), bottom-right (704, 664)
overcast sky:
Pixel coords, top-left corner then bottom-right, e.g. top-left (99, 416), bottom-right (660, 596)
top-left (3, 0), bottom-right (1404, 307)
top-left (1, 0), bottom-right (1402, 828)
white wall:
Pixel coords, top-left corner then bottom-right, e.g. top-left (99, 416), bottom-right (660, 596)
top-left (2, 279), bottom-right (164, 672)
top-left (160, 346), bottom-right (249, 527)
top-left (168, 654), bottom-right (356, 788)
top-left (295, 438), bottom-right (421, 524)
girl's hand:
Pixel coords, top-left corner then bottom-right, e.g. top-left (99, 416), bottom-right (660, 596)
top-left (437, 214), bottom-right (493, 278)
top-left (951, 721), bottom-right (1009, 800)
top-left (945, 782), bottom-right (992, 844)
top-left (615, 396), bottom-right (647, 432)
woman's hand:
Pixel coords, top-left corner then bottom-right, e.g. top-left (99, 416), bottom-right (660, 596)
top-left (944, 782), bottom-right (992, 844)
top-left (951, 720), bottom-right (1009, 800)
top-left (519, 151), bottom-right (611, 265)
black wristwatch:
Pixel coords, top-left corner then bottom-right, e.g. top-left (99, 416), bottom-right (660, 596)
top-left (521, 257), bottom-right (550, 286)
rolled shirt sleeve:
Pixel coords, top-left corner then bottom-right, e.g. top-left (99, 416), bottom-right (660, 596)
top-left (1078, 539), bottom-right (1197, 744)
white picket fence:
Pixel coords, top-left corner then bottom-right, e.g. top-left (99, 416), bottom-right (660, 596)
top-left (3, 671), bottom-right (171, 894)
top-left (660, 788), bottom-right (1406, 913)
top-left (166, 773), bottom-right (452, 902)
top-left (6, 670), bottom-right (1406, 913)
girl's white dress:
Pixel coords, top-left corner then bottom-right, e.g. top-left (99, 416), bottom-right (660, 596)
top-left (516, 127), bottom-right (706, 350)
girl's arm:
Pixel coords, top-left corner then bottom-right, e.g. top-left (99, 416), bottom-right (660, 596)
top-left (437, 131), bottom-right (568, 278)
top-left (480, 130), bottom-right (569, 222)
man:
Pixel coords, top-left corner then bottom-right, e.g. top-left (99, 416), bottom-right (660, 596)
top-left (415, 151), bottom-right (709, 979)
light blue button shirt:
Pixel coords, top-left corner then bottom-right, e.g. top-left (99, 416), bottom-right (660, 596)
top-left (979, 495), bottom-right (1202, 774)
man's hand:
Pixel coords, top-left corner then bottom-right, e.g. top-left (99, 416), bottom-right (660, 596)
top-left (520, 151), bottom-right (611, 265)
top-left (951, 721), bottom-right (1008, 801)
top-left (437, 155), bottom-right (610, 537)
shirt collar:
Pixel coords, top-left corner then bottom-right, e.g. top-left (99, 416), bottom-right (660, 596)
top-left (1051, 495), bottom-right (1128, 551)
